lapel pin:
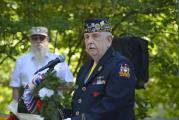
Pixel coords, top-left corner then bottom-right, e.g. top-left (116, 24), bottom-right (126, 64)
top-left (98, 66), bottom-right (102, 71)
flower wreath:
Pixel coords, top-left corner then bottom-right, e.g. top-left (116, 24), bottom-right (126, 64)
top-left (21, 71), bottom-right (70, 120)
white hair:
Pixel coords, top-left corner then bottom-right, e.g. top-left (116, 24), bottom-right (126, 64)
top-left (30, 46), bottom-right (49, 65)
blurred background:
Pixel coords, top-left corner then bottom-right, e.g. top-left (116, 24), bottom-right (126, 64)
top-left (0, 0), bottom-right (178, 119)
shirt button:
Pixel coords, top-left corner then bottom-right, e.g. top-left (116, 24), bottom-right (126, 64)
top-left (76, 111), bottom-right (80, 116)
top-left (82, 87), bottom-right (86, 91)
top-left (78, 98), bottom-right (82, 103)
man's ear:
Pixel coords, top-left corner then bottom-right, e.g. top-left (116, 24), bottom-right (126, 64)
top-left (107, 35), bottom-right (113, 45)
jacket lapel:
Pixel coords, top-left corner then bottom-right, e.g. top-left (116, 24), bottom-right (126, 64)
top-left (85, 47), bottom-right (114, 85)
top-left (86, 63), bottom-right (103, 84)
top-left (79, 60), bottom-right (93, 85)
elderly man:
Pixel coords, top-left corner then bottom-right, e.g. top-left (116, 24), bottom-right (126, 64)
top-left (10, 26), bottom-right (73, 101)
top-left (64, 18), bottom-right (136, 120)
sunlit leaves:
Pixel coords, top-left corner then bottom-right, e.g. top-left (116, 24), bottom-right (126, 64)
top-left (0, 0), bottom-right (178, 118)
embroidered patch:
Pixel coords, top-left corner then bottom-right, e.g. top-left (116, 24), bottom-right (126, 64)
top-left (119, 64), bottom-right (130, 78)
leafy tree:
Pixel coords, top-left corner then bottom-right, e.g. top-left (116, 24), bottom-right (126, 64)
top-left (0, 0), bottom-right (178, 119)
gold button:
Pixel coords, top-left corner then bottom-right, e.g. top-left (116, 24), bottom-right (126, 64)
top-left (82, 87), bottom-right (86, 91)
top-left (76, 111), bottom-right (80, 116)
top-left (78, 98), bottom-right (82, 103)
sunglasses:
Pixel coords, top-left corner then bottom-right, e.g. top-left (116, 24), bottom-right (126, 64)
top-left (31, 36), bottom-right (46, 41)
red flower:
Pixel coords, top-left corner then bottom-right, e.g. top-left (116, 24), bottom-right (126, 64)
top-left (7, 113), bottom-right (17, 120)
top-left (92, 91), bottom-right (101, 97)
top-left (37, 99), bottom-right (43, 110)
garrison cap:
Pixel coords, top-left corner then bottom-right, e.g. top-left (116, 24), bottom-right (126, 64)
top-left (84, 18), bottom-right (112, 33)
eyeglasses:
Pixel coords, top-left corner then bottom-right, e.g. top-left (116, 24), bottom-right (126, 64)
top-left (31, 36), bottom-right (46, 41)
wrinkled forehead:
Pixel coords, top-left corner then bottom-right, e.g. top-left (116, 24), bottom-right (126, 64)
top-left (84, 32), bottom-right (101, 35)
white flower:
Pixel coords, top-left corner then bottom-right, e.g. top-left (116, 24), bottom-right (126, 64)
top-left (38, 87), bottom-right (54, 99)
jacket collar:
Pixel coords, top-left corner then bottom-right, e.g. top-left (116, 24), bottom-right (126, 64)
top-left (85, 47), bottom-right (115, 84)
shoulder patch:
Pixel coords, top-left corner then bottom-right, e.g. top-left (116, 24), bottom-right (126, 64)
top-left (118, 64), bottom-right (130, 78)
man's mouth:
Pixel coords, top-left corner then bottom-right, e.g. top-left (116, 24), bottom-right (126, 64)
top-left (87, 44), bottom-right (96, 50)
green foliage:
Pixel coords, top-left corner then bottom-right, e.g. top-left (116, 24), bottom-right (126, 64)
top-left (40, 96), bottom-right (61, 120)
top-left (135, 89), bottom-right (151, 119)
top-left (32, 72), bottom-right (66, 120)
top-left (0, 86), bottom-right (12, 113)
top-left (8, 72), bottom-right (72, 120)
top-left (0, 0), bottom-right (178, 119)
top-left (33, 72), bottom-right (65, 95)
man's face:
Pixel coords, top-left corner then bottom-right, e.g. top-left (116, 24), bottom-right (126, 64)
top-left (30, 35), bottom-right (49, 50)
top-left (84, 32), bottom-right (112, 62)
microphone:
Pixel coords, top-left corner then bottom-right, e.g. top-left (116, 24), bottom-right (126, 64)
top-left (34, 55), bottom-right (65, 74)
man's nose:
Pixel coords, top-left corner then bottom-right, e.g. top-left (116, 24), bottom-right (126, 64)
top-left (35, 37), bottom-right (43, 42)
top-left (36, 38), bottom-right (40, 41)
top-left (87, 36), bottom-right (94, 43)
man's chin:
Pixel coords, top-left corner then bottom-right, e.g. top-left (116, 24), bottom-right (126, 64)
top-left (31, 46), bottom-right (49, 57)
top-left (89, 53), bottom-right (98, 59)
top-left (87, 50), bottom-right (97, 56)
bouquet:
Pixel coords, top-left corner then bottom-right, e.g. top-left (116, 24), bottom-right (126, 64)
top-left (17, 71), bottom-right (72, 120)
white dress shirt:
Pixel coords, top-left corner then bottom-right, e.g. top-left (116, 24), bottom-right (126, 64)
top-left (10, 52), bottom-right (73, 87)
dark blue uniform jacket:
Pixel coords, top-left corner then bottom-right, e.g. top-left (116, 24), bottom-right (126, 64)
top-left (71, 47), bottom-right (136, 120)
